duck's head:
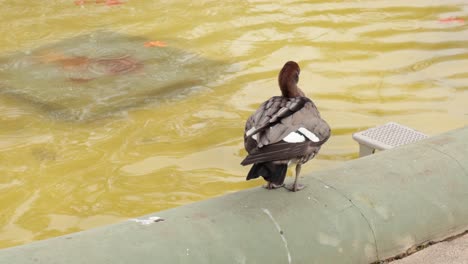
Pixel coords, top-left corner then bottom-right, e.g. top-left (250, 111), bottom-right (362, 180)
top-left (278, 61), bottom-right (304, 98)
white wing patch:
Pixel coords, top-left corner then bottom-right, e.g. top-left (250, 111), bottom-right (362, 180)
top-left (298, 127), bottom-right (320, 142)
top-left (283, 132), bottom-right (306, 143)
top-left (246, 127), bottom-right (256, 137)
top-left (283, 127), bottom-right (320, 143)
top-left (247, 127), bottom-right (258, 141)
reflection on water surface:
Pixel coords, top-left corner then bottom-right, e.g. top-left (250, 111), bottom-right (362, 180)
top-left (0, 0), bottom-right (467, 249)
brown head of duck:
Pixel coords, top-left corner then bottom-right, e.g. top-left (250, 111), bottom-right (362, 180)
top-left (278, 61), bottom-right (305, 98)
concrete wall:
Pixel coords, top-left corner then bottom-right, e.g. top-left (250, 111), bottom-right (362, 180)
top-left (0, 126), bottom-right (467, 263)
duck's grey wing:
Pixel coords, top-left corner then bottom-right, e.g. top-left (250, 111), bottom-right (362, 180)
top-left (244, 96), bottom-right (311, 150)
top-left (242, 98), bottom-right (331, 165)
top-left (291, 101), bottom-right (331, 143)
top-left (241, 141), bottom-right (311, 165)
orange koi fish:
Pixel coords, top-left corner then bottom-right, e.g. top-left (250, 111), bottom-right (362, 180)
top-left (438, 17), bottom-right (464, 24)
top-left (75, 0), bottom-right (124, 6)
top-left (144, 41), bottom-right (167, 47)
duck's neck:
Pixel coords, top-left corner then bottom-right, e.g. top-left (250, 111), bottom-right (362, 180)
top-left (280, 81), bottom-right (304, 98)
top-left (278, 61), bottom-right (304, 98)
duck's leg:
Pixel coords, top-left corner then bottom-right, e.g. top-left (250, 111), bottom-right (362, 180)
top-left (287, 163), bottom-right (305, 192)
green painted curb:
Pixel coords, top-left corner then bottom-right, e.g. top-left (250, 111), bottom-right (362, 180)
top-left (0, 126), bottom-right (467, 264)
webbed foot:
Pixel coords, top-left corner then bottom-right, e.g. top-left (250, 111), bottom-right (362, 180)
top-left (263, 182), bottom-right (285, 190)
top-left (286, 183), bottom-right (305, 192)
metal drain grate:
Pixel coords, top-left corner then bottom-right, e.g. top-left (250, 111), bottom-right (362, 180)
top-left (352, 122), bottom-right (428, 157)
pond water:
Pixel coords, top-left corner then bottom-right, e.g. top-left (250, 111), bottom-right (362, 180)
top-left (0, 0), bottom-right (467, 249)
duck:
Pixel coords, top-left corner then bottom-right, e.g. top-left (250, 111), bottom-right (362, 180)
top-left (241, 61), bottom-right (331, 192)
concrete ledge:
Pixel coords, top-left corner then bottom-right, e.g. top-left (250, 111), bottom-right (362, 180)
top-left (0, 126), bottom-right (467, 263)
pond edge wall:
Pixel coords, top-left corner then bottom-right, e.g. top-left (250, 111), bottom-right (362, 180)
top-left (0, 126), bottom-right (467, 263)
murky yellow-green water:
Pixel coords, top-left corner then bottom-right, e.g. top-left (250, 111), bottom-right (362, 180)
top-left (0, 0), bottom-right (467, 249)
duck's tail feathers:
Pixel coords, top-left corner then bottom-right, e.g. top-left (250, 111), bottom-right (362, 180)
top-left (246, 162), bottom-right (288, 185)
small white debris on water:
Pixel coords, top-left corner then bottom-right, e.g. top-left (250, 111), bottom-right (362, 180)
top-left (324, 185), bottom-right (330, 189)
top-left (131, 216), bottom-right (164, 225)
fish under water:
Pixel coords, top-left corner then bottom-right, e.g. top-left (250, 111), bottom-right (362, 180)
top-left (144, 41), bottom-right (167, 48)
top-left (0, 31), bottom-right (227, 122)
top-left (74, 0), bottom-right (124, 6)
top-left (35, 51), bottom-right (143, 82)
top-left (438, 17), bottom-right (464, 24)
